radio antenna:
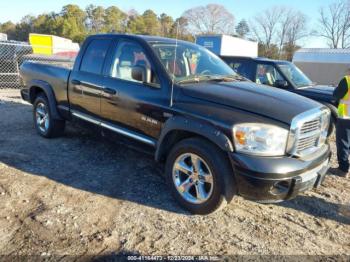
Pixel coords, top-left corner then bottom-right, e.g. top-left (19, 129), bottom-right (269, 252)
top-left (170, 20), bottom-right (179, 107)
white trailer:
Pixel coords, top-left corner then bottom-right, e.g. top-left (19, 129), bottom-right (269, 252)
top-left (196, 35), bottom-right (258, 57)
top-left (0, 33), bottom-right (7, 41)
top-left (293, 48), bottom-right (350, 86)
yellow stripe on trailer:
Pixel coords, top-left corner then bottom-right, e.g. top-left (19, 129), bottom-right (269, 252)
top-left (29, 34), bottom-right (53, 55)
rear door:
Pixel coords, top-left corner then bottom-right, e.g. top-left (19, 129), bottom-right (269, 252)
top-left (68, 38), bottom-right (112, 118)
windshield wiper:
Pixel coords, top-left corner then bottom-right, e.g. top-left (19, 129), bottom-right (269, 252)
top-left (176, 77), bottom-right (201, 85)
top-left (205, 75), bottom-right (247, 82)
top-left (176, 74), bottom-right (246, 85)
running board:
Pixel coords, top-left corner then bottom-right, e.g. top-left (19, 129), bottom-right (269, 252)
top-left (71, 110), bottom-right (156, 147)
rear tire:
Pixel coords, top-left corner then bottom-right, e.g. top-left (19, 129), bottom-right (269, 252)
top-left (165, 137), bottom-right (235, 215)
top-left (33, 94), bottom-right (65, 138)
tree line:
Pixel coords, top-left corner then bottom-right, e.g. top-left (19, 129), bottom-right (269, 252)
top-left (0, 0), bottom-right (349, 60)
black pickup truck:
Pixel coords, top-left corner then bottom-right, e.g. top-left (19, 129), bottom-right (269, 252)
top-left (220, 56), bottom-right (338, 135)
top-left (20, 34), bottom-right (331, 214)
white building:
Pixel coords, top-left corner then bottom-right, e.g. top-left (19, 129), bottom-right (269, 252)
top-left (0, 33), bottom-right (7, 41)
top-left (293, 48), bottom-right (350, 86)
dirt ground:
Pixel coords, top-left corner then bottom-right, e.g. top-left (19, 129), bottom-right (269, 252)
top-left (0, 89), bottom-right (349, 259)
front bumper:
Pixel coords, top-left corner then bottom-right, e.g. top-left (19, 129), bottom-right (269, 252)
top-left (229, 145), bottom-right (331, 202)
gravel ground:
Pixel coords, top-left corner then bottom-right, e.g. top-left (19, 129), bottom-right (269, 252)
top-left (0, 89), bottom-right (349, 259)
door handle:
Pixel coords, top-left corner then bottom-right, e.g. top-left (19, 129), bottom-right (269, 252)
top-left (71, 79), bottom-right (81, 85)
top-left (103, 87), bottom-right (117, 95)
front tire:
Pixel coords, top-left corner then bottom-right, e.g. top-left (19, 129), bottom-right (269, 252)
top-left (165, 137), bottom-right (235, 214)
top-left (328, 115), bottom-right (336, 137)
top-left (33, 94), bottom-right (65, 138)
top-left (323, 103), bottom-right (337, 137)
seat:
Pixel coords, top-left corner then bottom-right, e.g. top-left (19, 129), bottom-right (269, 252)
top-left (117, 50), bottom-right (134, 80)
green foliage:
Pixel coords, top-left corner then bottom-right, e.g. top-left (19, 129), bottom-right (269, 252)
top-left (0, 4), bottom-right (194, 43)
top-left (0, 21), bottom-right (17, 40)
top-left (235, 19), bottom-right (250, 38)
top-left (159, 13), bottom-right (174, 36)
top-left (104, 6), bottom-right (127, 33)
top-left (281, 43), bottom-right (301, 61)
top-left (258, 43), bottom-right (280, 59)
top-left (142, 10), bottom-right (161, 35)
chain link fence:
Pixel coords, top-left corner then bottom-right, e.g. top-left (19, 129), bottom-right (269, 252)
top-left (0, 41), bottom-right (77, 88)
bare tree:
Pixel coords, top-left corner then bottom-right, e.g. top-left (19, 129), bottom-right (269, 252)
top-left (251, 6), bottom-right (308, 59)
top-left (250, 6), bottom-right (284, 50)
top-left (182, 4), bottom-right (235, 35)
top-left (279, 9), bottom-right (307, 59)
top-left (285, 11), bottom-right (308, 46)
top-left (276, 7), bottom-right (291, 57)
top-left (318, 0), bottom-right (350, 48)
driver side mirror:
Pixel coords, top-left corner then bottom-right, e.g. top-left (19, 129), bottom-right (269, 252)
top-left (131, 64), bottom-right (151, 84)
top-left (274, 79), bottom-right (288, 88)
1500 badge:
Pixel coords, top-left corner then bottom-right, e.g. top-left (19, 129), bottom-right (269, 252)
top-left (141, 116), bottom-right (158, 125)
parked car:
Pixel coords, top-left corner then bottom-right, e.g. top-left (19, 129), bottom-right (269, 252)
top-left (220, 56), bottom-right (338, 135)
top-left (20, 34), bottom-right (331, 214)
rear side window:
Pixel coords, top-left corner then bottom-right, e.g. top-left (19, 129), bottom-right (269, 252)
top-left (80, 39), bottom-right (111, 74)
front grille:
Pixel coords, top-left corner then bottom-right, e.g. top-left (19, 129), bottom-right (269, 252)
top-left (296, 132), bottom-right (319, 152)
top-left (300, 119), bottom-right (321, 134)
top-left (296, 119), bottom-right (321, 152)
top-left (288, 108), bottom-right (330, 157)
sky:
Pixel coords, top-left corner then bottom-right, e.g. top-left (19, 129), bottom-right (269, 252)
top-left (0, 0), bottom-right (337, 48)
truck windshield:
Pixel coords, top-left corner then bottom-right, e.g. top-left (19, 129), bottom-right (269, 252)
top-left (150, 42), bottom-right (237, 84)
top-left (277, 62), bottom-right (313, 88)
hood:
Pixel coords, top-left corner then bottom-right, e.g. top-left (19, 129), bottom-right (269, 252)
top-left (180, 81), bottom-right (322, 124)
top-left (296, 85), bottom-right (335, 96)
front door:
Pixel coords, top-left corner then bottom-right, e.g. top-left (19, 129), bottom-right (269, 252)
top-left (255, 63), bottom-right (288, 89)
top-left (101, 39), bottom-right (167, 139)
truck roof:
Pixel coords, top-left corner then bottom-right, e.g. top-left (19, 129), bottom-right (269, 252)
top-left (221, 56), bottom-right (291, 64)
top-left (87, 33), bottom-right (189, 45)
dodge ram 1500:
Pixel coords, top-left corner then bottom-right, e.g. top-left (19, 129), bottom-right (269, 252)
top-left (20, 34), bottom-right (331, 214)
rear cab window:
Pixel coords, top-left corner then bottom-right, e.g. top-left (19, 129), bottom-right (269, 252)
top-left (222, 58), bottom-right (252, 79)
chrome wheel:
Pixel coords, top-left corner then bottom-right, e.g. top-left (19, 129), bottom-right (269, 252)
top-left (172, 153), bottom-right (214, 204)
top-left (35, 102), bottom-right (49, 133)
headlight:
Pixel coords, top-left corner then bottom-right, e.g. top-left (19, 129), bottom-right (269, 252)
top-left (233, 123), bottom-right (289, 156)
top-left (319, 108), bottom-right (331, 145)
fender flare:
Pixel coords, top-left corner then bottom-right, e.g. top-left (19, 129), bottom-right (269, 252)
top-left (28, 80), bottom-right (62, 120)
top-left (321, 102), bottom-right (338, 118)
top-left (155, 116), bottom-right (234, 162)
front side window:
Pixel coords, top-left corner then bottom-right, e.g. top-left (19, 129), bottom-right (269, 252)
top-left (150, 41), bottom-right (236, 84)
top-left (277, 62), bottom-right (313, 88)
top-left (80, 39), bottom-right (111, 74)
top-left (110, 41), bottom-right (158, 84)
top-left (256, 64), bottom-right (284, 86)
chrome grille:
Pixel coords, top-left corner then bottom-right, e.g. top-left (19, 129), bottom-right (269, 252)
top-left (300, 119), bottom-right (321, 134)
top-left (287, 107), bottom-right (330, 157)
top-left (296, 132), bottom-right (319, 151)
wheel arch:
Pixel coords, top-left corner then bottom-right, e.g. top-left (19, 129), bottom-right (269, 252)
top-left (319, 102), bottom-right (338, 136)
top-left (155, 116), bottom-right (234, 162)
top-left (28, 80), bottom-right (62, 120)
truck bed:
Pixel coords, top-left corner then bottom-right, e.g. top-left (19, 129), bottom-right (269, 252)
top-left (20, 61), bottom-right (71, 105)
